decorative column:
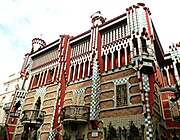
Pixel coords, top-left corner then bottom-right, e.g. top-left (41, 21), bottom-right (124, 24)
top-left (89, 10), bottom-right (105, 120)
top-left (44, 70), bottom-right (49, 84)
top-left (40, 72), bottom-right (45, 86)
top-left (37, 72), bottom-right (42, 86)
top-left (164, 66), bottom-right (171, 85)
top-left (90, 54), bottom-right (100, 120)
top-left (67, 65), bottom-right (72, 82)
top-left (52, 66), bottom-right (57, 82)
top-left (77, 62), bottom-right (81, 80)
top-left (82, 56), bottom-right (88, 78)
top-left (110, 48), bottom-right (115, 70)
top-left (104, 52), bottom-right (108, 72)
top-left (142, 73), bottom-right (153, 140)
top-left (72, 64), bottom-right (76, 81)
top-left (124, 46), bottom-right (127, 66)
top-left (87, 60), bottom-right (91, 77)
top-left (117, 47), bottom-right (121, 67)
top-left (82, 61), bottom-right (86, 78)
top-left (30, 76), bottom-right (35, 89)
top-left (173, 61), bottom-right (180, 83)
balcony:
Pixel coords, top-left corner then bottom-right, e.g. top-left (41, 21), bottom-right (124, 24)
top-left (3, 102), bottom-right (11, 111)
top-left (20, 109), bottom-right (46, 125)
top-left (62, 105), bottom-right (90, 124)
top-left (10, 111), bottom-right (20, 118)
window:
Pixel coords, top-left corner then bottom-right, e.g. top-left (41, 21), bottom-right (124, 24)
top-left (5, 83), bottom-right (9, 91)
top-left (73, 92), bottom-right (84, 106)
top-left (15, 84), bottom-right (19, 90)
top-left (32, 74), bottom-right (40, 87)
top-left (13, 101), bottom-right (21, 112)
top-left (171, 102), bottom-right (180, 121)
top-left (47, 68), bottom-right (54, 83)
top-left (176, 63), bottom-right (180, 77)
top-left (116, 84), bottom-right (127, 107)
top-left (1, 96), bottom-right (5, 105)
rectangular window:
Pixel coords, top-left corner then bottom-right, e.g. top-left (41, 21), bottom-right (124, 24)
top-left (171, 102), bottom-right (180, 121)
top-left (47, 68), bottom-right (54, 83)
top-left (116, 84), bottom-right (127, 107)
top-left (73, 92), bottom-right (84, 106)
top-left (32, 74), bottom-right (40, 88)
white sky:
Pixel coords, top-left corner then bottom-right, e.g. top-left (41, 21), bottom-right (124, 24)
top-left (0, 0), bottom-right (180, 87)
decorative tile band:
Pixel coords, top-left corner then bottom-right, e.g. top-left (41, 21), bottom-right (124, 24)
top-left (36, 86), bottom-right (47, 94)
top-left (113, 77), bottom-right (129, 84)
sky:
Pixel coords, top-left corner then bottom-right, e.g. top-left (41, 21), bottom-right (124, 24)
top-left (0, 0), bottom-right (180, 88)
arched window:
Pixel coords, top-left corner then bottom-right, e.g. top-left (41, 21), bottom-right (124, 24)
top-left (127, 45), bottom-right (131, 64)
top-left (35, 97), bottom-right (41, 110)
top-left (47, 68), bottom-right (54, 83)
top-left (114, 50), bottom-right (118, 69)
top-left (13, 101), bottom-right (21, 112)
top-left (34, 97), bottom-right (41, 119)
top-left (101, 55), bottom-right (105, 72)
top-left (162, 70), bottom-right (168, 86)
top-left (120, 48), bottom-right (125, 66)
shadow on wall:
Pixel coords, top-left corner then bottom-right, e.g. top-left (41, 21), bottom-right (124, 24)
top-left (0, 123), bottom-right (7, 140)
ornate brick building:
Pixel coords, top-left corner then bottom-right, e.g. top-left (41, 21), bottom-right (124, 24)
top-left (5, 3), bottom-right (180, 140)
top-left (0, 72), bottom-right (25, 124)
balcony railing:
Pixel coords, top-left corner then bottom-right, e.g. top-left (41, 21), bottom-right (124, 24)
top-left (3, 102), bottom-right (11, 111)
top-left (20, 109), bottom-right (46, 124)
top-left (10, 111), bottom-right (20, 118)
top-left (62, 105), bottom-right (90, 123)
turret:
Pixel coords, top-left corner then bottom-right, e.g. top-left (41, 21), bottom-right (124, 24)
top-left (126, 3), bottom-right (152, 36)
top-left (91, 11), bottom-right (106, 27)
top-left (31, 37), bottom-right (46, 53)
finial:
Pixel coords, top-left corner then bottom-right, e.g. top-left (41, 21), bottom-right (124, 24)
top-left (31, 36), bottom-right (46, 53)
top-left (91, 11), bottom-right (106, 27)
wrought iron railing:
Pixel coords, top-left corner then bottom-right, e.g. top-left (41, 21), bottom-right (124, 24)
top-left (20, 109), bottom-right (46, 124)
top-left (104, 121), bottom-right (145, 140)
top-left (3, 102), bottom-right (11, 111)
top-left (10, 111), bottom-right (20, 118)
top-left (62, 105), bottom-right (90, 121)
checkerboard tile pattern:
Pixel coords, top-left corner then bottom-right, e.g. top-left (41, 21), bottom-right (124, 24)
top-left (73, 88), bottom-right (85, 94)
top-left (142, 73), bottom-right (153, 139)
top-left (144, 91), bottom-right (153, 139)
top-left (36, 86), bottom-right (46, 94)
top-left (114, 77), bottom-right (128, 85)
top-left (48, 131), bottom-right (56, 140)
top-left (142, 73), bottom-right (150, 92)
top-left (90, 58), bottom-right (100, 120)
top-left (145, 116), bottom-right (153, 140)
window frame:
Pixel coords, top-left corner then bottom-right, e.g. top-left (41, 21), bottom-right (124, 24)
top-left (115, 83), bottom-right (128, 107)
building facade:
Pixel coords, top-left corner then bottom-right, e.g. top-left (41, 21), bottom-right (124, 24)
top-left (0, 72), bottom-right (24, 124)
top-left (5, 3), bottom-right (180, 140)
top-left (0, 71), bottom-right (28, 140)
